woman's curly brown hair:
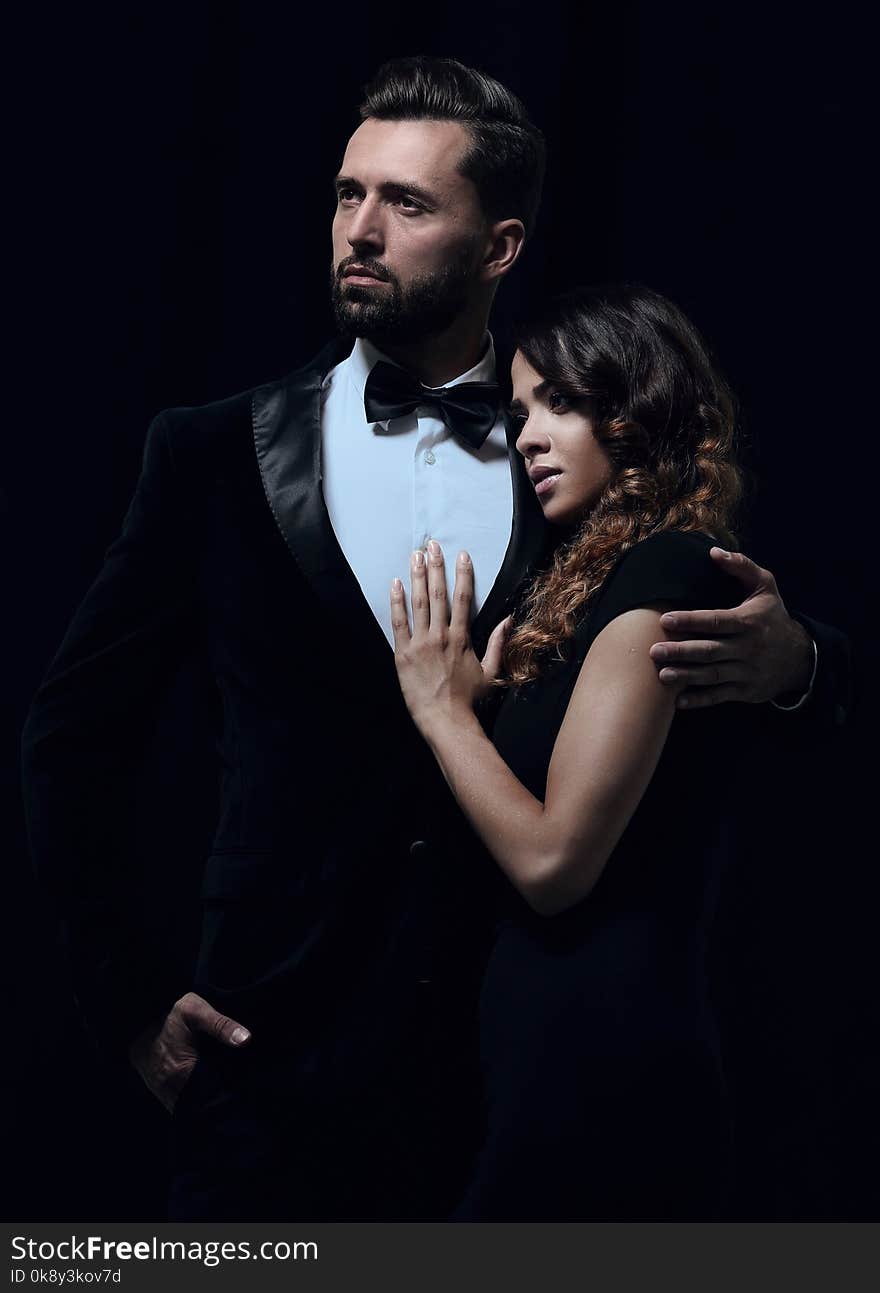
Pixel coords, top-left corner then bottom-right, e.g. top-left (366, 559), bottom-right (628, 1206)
top-left (503, 284), bottom-right (743, 686)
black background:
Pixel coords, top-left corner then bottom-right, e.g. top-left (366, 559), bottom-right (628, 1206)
top-left (5, 1), bottom-right (875, 1220)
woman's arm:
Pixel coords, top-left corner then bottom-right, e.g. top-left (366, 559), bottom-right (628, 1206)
top-left (392, 542), bottom-right (684, 917)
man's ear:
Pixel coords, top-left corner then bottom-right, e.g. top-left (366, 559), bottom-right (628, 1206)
top-left (480, 218), bottom-right (526, 284)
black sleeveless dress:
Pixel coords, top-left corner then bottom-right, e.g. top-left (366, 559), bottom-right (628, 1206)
top-left (452, 530), bottom-right (748, 1221)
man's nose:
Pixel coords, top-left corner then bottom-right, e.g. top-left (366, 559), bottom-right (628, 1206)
top-left (347, 195), bottom-right (384, 251)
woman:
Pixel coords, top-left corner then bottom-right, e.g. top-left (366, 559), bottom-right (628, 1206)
top-left (389, 284), bottom-right (749, 1220)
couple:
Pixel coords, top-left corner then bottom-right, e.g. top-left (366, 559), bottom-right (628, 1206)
top-left (22, 57), bottom-right (849, 1221)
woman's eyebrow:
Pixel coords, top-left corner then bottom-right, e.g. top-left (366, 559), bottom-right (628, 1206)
top-left (510, 381), bottom-right (550, 413)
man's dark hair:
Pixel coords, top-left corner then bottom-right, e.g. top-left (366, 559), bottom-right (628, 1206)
top-left (359, 56), bottom-right (546, 239)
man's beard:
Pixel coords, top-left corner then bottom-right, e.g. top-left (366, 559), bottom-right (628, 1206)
top-left (330, 239), bottom-right (480, 345)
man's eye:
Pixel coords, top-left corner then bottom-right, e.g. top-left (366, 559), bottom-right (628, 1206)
top-left (337, 187), bottom-right (359, 203)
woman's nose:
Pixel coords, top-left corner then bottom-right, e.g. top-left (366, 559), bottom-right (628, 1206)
top-left (515, 415), bottom-right (551, 459)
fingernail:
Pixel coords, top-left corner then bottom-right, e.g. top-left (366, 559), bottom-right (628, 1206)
top-left (427, 539), bottom-right (441, 557)
top-left (412, 549), bottom-right (425, 567)
top-left (231, 1027), bottom-right (250, 1044)
top-left (714, 547), bottom-right (732, 559)
top-left (659, 668), bottom-right (678, 682)
top-left (661, 615), bottom-right (678, 629)
top-left (391, 577), bottom-right (403, 592)
top-left (457, 551), bottom-right (470, 565)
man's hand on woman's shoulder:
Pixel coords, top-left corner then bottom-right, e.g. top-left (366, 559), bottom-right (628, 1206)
top-left (648, 547), bottom-right (815, 709)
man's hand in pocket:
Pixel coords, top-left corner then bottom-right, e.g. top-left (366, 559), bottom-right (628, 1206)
top-left (128, 991), bottom-right (252, 1113)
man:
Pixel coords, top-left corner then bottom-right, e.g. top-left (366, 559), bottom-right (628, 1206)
top-left (21, 57), bottom-right (850, 1221)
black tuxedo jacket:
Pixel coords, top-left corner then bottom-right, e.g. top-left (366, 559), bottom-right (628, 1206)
top-left (21, 338), bottom-right (851, 1082)
top-left (20, 338), bottom-right (549, 1079)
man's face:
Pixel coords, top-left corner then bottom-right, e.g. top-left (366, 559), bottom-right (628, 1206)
top-left (331, 118), bottom-right (489, 344)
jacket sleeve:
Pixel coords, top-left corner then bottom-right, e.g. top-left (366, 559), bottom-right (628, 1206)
top-left (775, 612), bottom-right (853, 734)
top-left (21, 410), bottom-right (198, 1061)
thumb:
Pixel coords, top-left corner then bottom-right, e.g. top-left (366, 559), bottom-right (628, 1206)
top-left (710, 546), bottom-right (776, 595)
top-left (481, 616), bottom-right (512, 681)
top-left (177, 991), bottom-right (251, 1047)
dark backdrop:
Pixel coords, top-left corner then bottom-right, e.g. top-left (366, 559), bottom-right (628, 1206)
top-left (5, 1), bottom-right (874, 1220)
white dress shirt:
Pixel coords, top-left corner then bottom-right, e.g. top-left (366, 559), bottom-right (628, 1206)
top-left (320, 335), bottom-right (514, 649)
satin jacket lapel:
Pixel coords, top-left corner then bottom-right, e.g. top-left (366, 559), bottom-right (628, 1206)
top-left (252, 338), bottom-right (548, 666)
top-left (471, 409), bottom-right (549, 657)
top-left (251, 339), bottom-right (397, 678)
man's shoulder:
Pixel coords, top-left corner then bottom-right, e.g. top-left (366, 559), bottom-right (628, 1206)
top-left (155, 339), bottom-right (351, 452)
top-left (159, 383), bottom-right (258, 433)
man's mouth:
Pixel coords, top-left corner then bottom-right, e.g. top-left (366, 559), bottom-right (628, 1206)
top-left (341, 264), bottom-right (387, 285)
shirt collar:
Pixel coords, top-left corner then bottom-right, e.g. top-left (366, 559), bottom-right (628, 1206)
top-left (344, 332), bottom-right (497, 408)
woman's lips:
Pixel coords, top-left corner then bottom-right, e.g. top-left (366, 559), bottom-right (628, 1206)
top-left (534, 472), bottom-right (562, 497)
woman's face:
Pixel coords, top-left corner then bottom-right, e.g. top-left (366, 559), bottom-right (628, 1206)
top-left (510, 350), bottom-right (613, 527)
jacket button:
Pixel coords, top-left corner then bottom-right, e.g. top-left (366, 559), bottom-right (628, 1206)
top-left (409, 839), bottom-right (428, 858)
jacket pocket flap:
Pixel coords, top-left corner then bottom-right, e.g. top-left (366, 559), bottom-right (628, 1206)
top-left (200, 851), bottom-right (312, 901)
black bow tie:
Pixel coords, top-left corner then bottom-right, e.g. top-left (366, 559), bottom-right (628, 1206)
top-left (363, 360), bottom-right (500, 450)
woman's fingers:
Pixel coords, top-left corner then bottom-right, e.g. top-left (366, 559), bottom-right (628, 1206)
top-left (426, 539), bottom-right (449, 636)
top-left (390, 577), bottom-right (411, 650)
top-left (450, 550), bottom-right (474, 636)
top-left (407, 540), bottom-right (473, 640)
top-left (410, 548), bottom-right (430, 634)
top-left (481, 615), bottom-right (511, 680)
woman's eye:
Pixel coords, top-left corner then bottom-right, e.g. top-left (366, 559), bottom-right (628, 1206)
top-left (547, 390), bottom-right (570, 412)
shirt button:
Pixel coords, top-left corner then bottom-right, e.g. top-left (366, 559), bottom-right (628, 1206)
top-left (424, 450), bottom-right (436, 465)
